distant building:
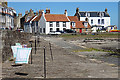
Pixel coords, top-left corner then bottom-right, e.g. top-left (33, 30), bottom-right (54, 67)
top-left (24, 10), bottom-right (42, 33)
top-left (106, 25), bottom-right (117, 32)
top-left (21, 9), bottom-right (35, 29)
top-left (75, 8), bottom-right (110, 28)
top-left (24, 9), bottom-right (71, 34)
top-left (39, 9), bottom-right (70, 34)
top-left (0, 2), bottom-right (16, 30)
top-left (68, 16), bottom-right (91, 33)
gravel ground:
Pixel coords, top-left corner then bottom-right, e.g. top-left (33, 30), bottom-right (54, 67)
top-left (2, 36), bottom-right (119, 78)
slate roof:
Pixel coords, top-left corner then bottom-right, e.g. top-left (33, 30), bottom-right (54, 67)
top-left (45, 14), bottom-right (69, 22)
top-left (79, 11), bottom-right (110, 17)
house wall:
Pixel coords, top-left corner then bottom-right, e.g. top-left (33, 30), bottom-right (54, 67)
top-left (46, 21), bottom-right (70, 34)
top-left (82, 28), bottom-right (91, 33)
top-left (0, 5), bottom-right (16, 30)
top-left (40, 15), bottom-right (70, 34)
top-left (80, 17), bottom-right (110, 28)
top-left (39, 15), bottom-right (46, 33)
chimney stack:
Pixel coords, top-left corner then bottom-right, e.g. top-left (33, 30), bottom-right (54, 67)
top-left (45, 8), bottom-right (50, 14)
top-left (25, 10), bottom-right (28, 14)
top-left (64, 9), bottom-right (67, 16)
top-left (76, 7), bottom-right (79, 13)
top-left (105, 8), bottom-right (107, 13)
top-left (39, 10), bottom-right (43, 14)
top-left (18, 13), bottom-right (22, 17)
top-left (36, 11), bottom-right (38, 15)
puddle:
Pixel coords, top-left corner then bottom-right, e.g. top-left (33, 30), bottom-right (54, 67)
top-left (11, 64), bottom-right (23, 67)
top-left (15, 72), bottom-right (28, 76)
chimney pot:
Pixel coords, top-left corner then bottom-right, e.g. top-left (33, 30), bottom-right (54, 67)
top-left (105, 8), bottom-right (107, 13)
top-left (45, 8), bottom-right (50, 14)
top-left (64, 9), bottom-right (67, 16)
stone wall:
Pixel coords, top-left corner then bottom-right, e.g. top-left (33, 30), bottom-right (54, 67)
top-left (1, 30), bottom-right (32, 62)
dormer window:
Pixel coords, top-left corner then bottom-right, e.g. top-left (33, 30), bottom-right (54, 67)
top-left (102, 12), bottom-right (104, 17)
top-left (72, 22), bottom-right (75, 27)
top-left (85, 12), bottom-right (90, 17)
top-left (87, 13), bottom-right (90, 17)
top-left (84, 22), bottom-right (88, 27)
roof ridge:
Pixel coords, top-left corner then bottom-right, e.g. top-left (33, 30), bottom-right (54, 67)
top-left (80, 11), bottom-right (105, 12)
top-left (45, 14), bottom-right (65, 15)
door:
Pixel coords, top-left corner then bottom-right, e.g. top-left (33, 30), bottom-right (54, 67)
top-left (79, 28), bottom-right (82, 33)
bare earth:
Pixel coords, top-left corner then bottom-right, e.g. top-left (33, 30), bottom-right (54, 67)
top-left (2, 35), bottom-right (119, 78)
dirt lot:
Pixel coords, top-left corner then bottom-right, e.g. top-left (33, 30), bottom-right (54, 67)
top-left (2, 33), bottom-right (119, 78)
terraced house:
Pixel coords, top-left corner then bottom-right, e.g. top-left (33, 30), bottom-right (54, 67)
top-left (75, 8), bottom-right (110, 28)
top-left (0, 2), bottom-right (16, 30)
top-left (24, 9), bottom-right (71, 34)
top-left (68, 16), bottom-right (91, 33)
top-left (39, 9), bottom-right (70, 34)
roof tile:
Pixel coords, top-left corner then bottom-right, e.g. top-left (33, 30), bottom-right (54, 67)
top-left (45, 14), bottom-right (69, 22)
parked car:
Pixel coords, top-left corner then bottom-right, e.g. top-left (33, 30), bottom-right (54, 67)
top-left (56, 30), bottom-right (65, 33)
top-left (16, 29), bottom-right (23, 32)
top-left (64, 29), bottom-right (76, 33)
top-left (48, 31), bottom-right (61, 35)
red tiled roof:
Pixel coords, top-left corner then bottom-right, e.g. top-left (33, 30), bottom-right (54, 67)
top-left (33, 14), bottom-right (42, 21)
top-left (45, 14), bottom-right (69, 22)
top-left (68, 16), bottom-right (79, 21)
top-left (71, 21), bottom-right (91, 29)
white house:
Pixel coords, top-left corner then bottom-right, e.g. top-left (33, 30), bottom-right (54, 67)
top-left (0, 2), bottom-right (16, 30)
top-left (75, 8), bottom-right (110, 28)
top-left (24, 10), bottom-right (42, 33)
top-left (39, 10), bottom-right (70, 34)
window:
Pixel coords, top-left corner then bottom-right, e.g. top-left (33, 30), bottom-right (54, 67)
top-left (43, 28), bottom-right (45, 33)
top-left (56, 22), bottom-right (59, 27)
top-left (91, 19), bottom-right (93, 24)
top-left (49, 22), bottom-right (53, 27)
top-left (63, 22), bottom-right (66, 27)
top-left (50, 28), bottom-right (53, 32)
top-left (36, 22), bottom-right (38, 26)
top-left (40, 28), bottom-right (42, 33)
top-left (84, 22), bottom-right (88, 27)
top-left (101, 19), bottom-right (104, 24)
top-left (56, 28), bottom-right (59, 31)
top-left (72, 22), bottom-right (75, 27)
top-left (98, 19), bottom-right (100, 24)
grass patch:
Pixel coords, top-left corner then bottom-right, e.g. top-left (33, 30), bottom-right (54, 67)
top-left (73, 48), bottom-right (117, 53)
top-left (60, 33), bottom-right (119, 39)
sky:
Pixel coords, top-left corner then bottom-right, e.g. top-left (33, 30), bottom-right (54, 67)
top-left (8, 2), bottom-right (119, 29)
top-left (7, 0), bottom-right (120, 2)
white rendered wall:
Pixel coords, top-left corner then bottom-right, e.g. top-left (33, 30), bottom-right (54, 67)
top-left (46, 21), bottom-right (70, 34)
top-left (39, 15), bottom-right (46, 33)
top-left (80, 17), bottom-right (110, 28)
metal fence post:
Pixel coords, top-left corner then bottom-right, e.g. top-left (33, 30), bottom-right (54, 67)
top-left (49, 42), bottom-right (53, 61)
top-left (29, 41), bottom-right (33, 64)
top-left (35, 35), bottom-right (37, 54)
top-left (31, 43), bottom-right (32, 64)
top-left (43, 46), bottom-right (46, 78)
